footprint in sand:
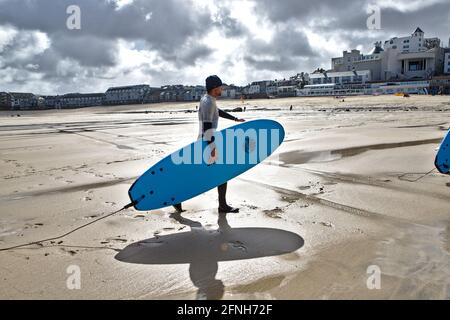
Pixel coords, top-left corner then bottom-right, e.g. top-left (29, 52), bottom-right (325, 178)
top-left (101, 237), bottom-right (128, 245)
top-left (263, 208), bottom-right (283, 219)
top-left (281, 195), bottom-right (298, 203)
top-left (319, 222), bottom-right (334, 228)
top-left (83, 191), bottom-right (94, 201)
top-left (83, 214), bottom-right (100, 219)
top-left (311, 221), bottom-right (334, 228)
top-left (59, 248), bottom-right (78, 256)
top-left (33, 223), bottom-right (44, 229)
top-left (243, 204), bottom-right (259, 210)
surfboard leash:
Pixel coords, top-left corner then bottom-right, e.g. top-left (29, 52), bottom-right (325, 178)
top-left (0, 201), bottom-right (136, 252)
top-left (398, 167), bottom-right (436, 182)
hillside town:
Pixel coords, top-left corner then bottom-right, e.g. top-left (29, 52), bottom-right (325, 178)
top-left (1, 27), bottom-right (449, 111)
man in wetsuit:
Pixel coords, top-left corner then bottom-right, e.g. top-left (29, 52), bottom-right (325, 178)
top-left (174, 75), bottom-right (245, 214)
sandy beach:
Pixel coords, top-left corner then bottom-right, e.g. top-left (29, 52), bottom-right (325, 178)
top-left (0, 95), bottom-right (449, 300)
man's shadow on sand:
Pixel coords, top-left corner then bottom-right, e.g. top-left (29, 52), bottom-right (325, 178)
top-left (115, 211), bottom-right (304, 300)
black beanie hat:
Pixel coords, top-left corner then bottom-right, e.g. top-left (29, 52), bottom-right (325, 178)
top-left (206, 75), bottom-right (223, 92)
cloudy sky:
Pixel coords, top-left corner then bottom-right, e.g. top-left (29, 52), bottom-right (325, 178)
top-left (0, 0), bottom-right (449, 95)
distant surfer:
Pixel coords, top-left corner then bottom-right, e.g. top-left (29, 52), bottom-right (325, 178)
top-left (174, 75), bottom-right (245, 214)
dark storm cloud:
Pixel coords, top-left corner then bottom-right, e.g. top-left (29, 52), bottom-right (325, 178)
top-left (255, 0), bottom-right (363, 24)
top-left (0, 0), bottom-right (222, 91)
top-left (0, 30), bottom-right (45, 65)
top-left (244, 29), bottom-right (316, 71)
top-left (1, 0), bottom-right (449, 93)
top-left (256, 0), bottom-right (450, 38)
top-left (51, 33), bottom-right (118, 67)
top-left (329, 2), bottom-right (450, 56)
top-left (178, 44), bottom-right (215, 65)
top-left (212, 6), bottom-right (248, 38)
top-left (253, 0), bottom-right (450, 68)
top-left (0, 29), bottom-right (116, 78)
top-left (379, 3), bottom-right (450, 42)
top-left (0, 0), bottom-right (213, 55)
top-left (244, 56), bottom-right (299, 71)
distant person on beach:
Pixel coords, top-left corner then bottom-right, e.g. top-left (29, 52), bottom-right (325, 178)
top-left (174, 75), bottom-right (245, 214)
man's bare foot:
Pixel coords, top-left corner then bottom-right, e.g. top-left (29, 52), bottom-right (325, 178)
top-left (218, 205), bottom-right (239, 214)
top-left (173, 203), bottom-right (185, 213)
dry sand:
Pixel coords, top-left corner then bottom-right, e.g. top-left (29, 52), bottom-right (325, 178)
top-left (0, 95), bottom-right (449, 299)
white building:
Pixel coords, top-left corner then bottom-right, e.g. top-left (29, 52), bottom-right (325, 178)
top-left (182, 86), bottom-right (205, 101)
top-left (247, 80), bottom-right (273, 96)
top-left (222, 85), bottom-right (241, 99)
top-left (59, 93), bottom-right (105, 108)
top-left (384, 27), bottom-right (426, 53)
top-left (266, 84), bottom-right (278, 96)
top-left (309, 70), bottom-right (372, 85)
top-left (445, 50), bottom-right (450, 74)
top-left (277, 85), bottom-right (297, 97)
top-left (332, 28), bottom-right (445, 82)
top-left (382, 28), bottom-right (444, 80)
top-left (105, 85), bottom-right (151, 105)
top-left (0, 92), bottom-right (12, 110)
top-left (9, 92), bottom-right (41, 110)
top-left (298, 80), bottom-right (429, 97)
top-left (248, 84), bottom-right (261, 95)
top-left (332, 44), bottom-right (384, 81)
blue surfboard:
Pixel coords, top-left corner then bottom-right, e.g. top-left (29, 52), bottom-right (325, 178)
top-left (435, 128), bottom-right (450, 174)
top-left (128, 119), bottom-right (285, 211)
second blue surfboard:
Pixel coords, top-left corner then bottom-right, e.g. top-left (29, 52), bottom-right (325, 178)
top-left (435, 128), bottom-right (450, 174)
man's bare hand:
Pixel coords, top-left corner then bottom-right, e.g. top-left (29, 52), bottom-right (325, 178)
top-left (208, 147), bottom-right (217, 165)
top-left (236, 118), bottom-right (245, 123)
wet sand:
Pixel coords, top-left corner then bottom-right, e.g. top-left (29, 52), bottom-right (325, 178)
top-left (0, 95), bottom-right (449, 299)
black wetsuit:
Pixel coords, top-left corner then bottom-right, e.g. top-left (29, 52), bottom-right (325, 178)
top-left (173, 95), bottom-right (238, 212)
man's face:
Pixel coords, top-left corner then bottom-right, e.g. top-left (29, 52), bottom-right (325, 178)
top-left (211, 86), bottom-right (222, 97)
